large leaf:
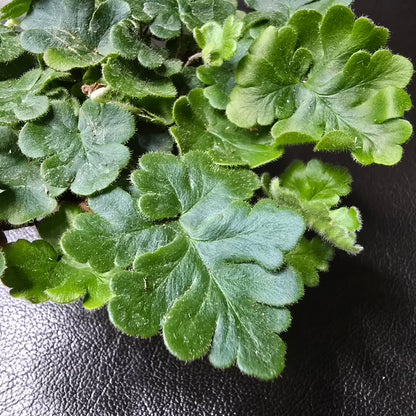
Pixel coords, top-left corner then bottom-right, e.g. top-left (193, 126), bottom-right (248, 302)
top-left (142, 0), bottom-right (235, 39)
top-left (19, 99), bottom-right (135, 195)
top-left (108, 162), bottom-right (304, 378)
top-left (194, 15), bottom-right (243, 66)
top-left (228, 6), bottom-right (413, 165)
top-left (0, 26), bottom-right (24, 63)
top-left (171, 88), bottom-right (282, 167)
top-left (0, 68), bottom-right (69, 126)
top-left (131, 151), bottom-right (260, 224)
top-left (0, 127), bottom-right (61, 225)
top-left (20, 0), bottom-right (130, 70)
top-left (270, 159), bottom-right (362, 253)
top-left (1, 239), bottom-right (113, 308)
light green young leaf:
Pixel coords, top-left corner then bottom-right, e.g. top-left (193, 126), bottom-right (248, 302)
top-left (226, 25), bottom-right (313, 127)
top-left (1, 239), bottom-right (113, 308)
top-left (19, 99), bottom-right (135, 195)
top-left (0, 26), bottom-right (24, 63)
top-left (244, 0), bottom-right (351, 14)
top-left (171, 88), bottom-right (282, 167)
top-left (20, 0), bottom-right (130, 70)
top-left (270, 159), bottom-right (362, 253)
top-left (37, 203), bottom-right (82, 254)
top-left (0, 0), bottom-right (32, 19)
top-left (194, 15), bottom-right (243, 66)
top-left (269, 6), bottom-right (412, 165)
top-left (196, 37), bottom-right (251, 109)
top-left (131, 151), bottom-right (260, 225)
top-left (108, 199), bottom-right (304, 379)
top-left (62, 188), bottom-right (177, 273)
top-left (286, 236), bottom-right (334, 286)
top-left (142, 0), bottom-right (235, 39)
top-left (103, 57), bottom-right (177, 99)
top-left (0, 127), bottom-right (61, 225)
top-left (0, 68), bottom-right (69, 126)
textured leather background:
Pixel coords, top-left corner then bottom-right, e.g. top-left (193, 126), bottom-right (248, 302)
top-left (1, 1), bottom-right (416, 415)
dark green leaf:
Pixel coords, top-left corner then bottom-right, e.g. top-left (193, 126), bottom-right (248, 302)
top-left (0, 26), bottom-right (24, 63)
top-left (171, 88), bottom-right (283, 167)
top-left (19, 99), bottom-right (135, 195)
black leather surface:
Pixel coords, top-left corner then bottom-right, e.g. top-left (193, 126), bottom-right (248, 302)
top-left (1, 1), bottom-right (416, 415)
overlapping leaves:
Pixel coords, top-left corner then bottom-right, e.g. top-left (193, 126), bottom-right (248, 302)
top-left (19, 99), bottom-right (135, 195)
top-left (227, 6), bottom-right (413, 165)
top-left (20, 0), bottom-right (130, 70)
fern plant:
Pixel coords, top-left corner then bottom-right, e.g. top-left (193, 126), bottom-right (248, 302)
top-left (0, 0), bottom-right (412, 379)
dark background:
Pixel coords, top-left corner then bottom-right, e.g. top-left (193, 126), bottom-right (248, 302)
top-left (1, 1), bottom-right (416, 415)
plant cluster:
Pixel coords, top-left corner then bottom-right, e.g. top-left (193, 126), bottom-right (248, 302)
top-left (0, 0), bottom-right (412, 379)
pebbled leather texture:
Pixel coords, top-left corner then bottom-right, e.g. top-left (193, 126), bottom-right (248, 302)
top-left (1, 1), bottom-right (416, 415)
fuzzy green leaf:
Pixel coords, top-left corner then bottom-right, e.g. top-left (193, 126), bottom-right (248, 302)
top-left (131, 151), bottom-right (260, 224)
top-left (61, 188), bottom-right (177, 273)
top-left (286, 236), bottom-right (334, 286)
top-left (1, 0), bottom-right (32, 19)
top-left (270, 159), bottom-right (362, 253)
top-left (196, 37), bottom-right (251, 109)
top-left (108, 198), bottom-right (304, 379)
top-left (171, 89), bottom-right (282, 167)
top-left (0, 127), bottom-right (61, 225)
top-left (20, 0), bottom-right (130, 70)
top-left (194, 15), bottom-right (243, 66)
top-left (0, 26), bottom-right (24, 63)
top-left (226, 25), bottom-right (313, 127)
top-left (0, 68), bottom-right (69, 126)
top-left (268, 6), bottom-right (412, 165)
top-left (244, 0), bottom-right (351, 14)
top-left (103, 57), bottom-right (177, 99)
top-left (143, 0), bottom-right (235, 39)
top-left (1, 239), bottom-right (113, 308)
top-left (19, 99), bottom-right (135, 195)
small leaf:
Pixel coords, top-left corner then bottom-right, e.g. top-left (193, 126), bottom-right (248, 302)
top-left (2, 239), bottom-right (113, 308)
top-left (286, 237), bottom-right (334, 286)
top-left (0, 127), bottom-right (61, 225)
top-left (0, 26), bottom-right (24, 63)
top-left (270, 159), bottom-right (362, 253)
top-left (20, 0), bottom-right (130, 70)
top-left (194, 15), bottom-right (243, 66)
top-left (131, 151), bottom-right (260, 224)
top-left (0, 0), bottom-right (32, 19)
top-left (19, 99), bottom-right (135, 195)
top-left (0, 250), bottom-right (5, 275)
top-left (103, 57), bottom-right (177, 99)
top-left (108, 199), bottom-right (304, 379)
top-left (171, 88), bottom-right (283, 167)
top-left (0, 68), bottom-right (69, 126)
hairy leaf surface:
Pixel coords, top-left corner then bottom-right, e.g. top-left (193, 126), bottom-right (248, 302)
top-left (0, 127), bottom-right (61, 225)
top-left (19, 99), bottom-right (135, 195)
top-left (270, 159), bottom-right (362, 253)
top-left (0, 26), bottom-right (24, 63)
top-left (171, 89), bottom-right (282, 167)
top-left (20, 0), bottom-right (130, 70)
top-left (1, 239), bottom-right (113, 308)
top-left (108, 197), bottom-right (304, 379)
top-left (0, 68), bottom-right (69, 126)
top-left (0, 0), bottom-right (32, 19)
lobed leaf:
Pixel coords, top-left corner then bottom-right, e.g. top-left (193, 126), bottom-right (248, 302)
top-left (270, 159), bottom-right (362, 253)
top-left (1, 239), bottom-right (113, 308)
top-left (194, 15), bottom-right (243, 66)
top-left (0, 68), bottom-right (69, 126)
top-left (19, 99), bottom-right (135, 195)
top-left (171, 88), bottom-right (282, 167)
top-left (20, 0), bottom-right (130, 70)
top-left (0, 127), bottom-right (61, 225)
